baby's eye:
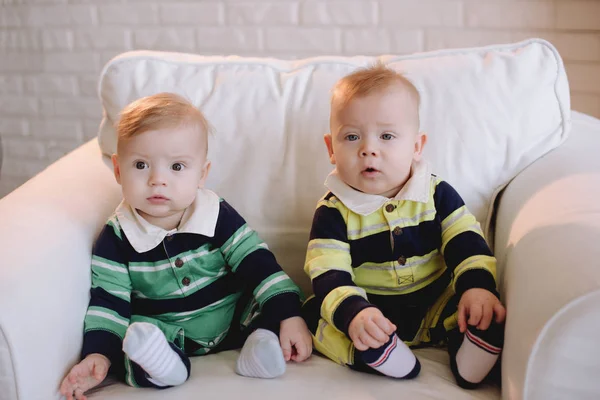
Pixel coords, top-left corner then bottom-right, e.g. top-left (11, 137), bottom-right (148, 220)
top-left (135, 161), bottom-right (148, 170)
top-left (171, 163), bottom-right (184, 172)
top-left (346, 134), bottom-right (359, 141)
top-left (381, 133), bottom-right (394, 140)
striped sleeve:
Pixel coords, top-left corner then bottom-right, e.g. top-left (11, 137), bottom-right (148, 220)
top-left (305, 195), bottom-right (373, 336)
top-left (214, 199), bottom-right (302, 325)
top-left (81, 220), bottom-right (132, 368)
top-left (433, 180), bottom-right (497, 296)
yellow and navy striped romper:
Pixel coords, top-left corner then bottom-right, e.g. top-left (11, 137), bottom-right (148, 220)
top-left (302, 165), bottom-right (497, 367)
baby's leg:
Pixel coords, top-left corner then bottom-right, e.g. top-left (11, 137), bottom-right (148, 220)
top-left (353, 334), bottom-right (421, 379)
top-left (447, 321), bottom-right (504, 389)
top-left (429, 290), bottom-right (504, 388)
top-left (235, 328), bottom-right (286, 378)
top-left (122, 322), bottom-right (190, 388)
top-left (227, 289), bottom-right (286, 379)
top-left (302, 296), bottom-right (420, 379)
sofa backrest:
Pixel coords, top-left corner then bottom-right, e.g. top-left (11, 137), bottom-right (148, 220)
top-left (97, 39), bottom-right (570, 295)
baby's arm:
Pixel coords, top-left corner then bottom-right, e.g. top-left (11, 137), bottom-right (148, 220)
top-left (348, 308), bottom-right (396, 351)
top-left (279, 316), bottom-right (312, 362)
top-left (457, 288), bottom-right (506, 332)
top-left (59, 354), bottom-right (110, 400)
top-left (213, 200), bottom-right (309, 358)
top-left (434, 180), bottom-right (504, 331)
top-left (305, 197), bottom-right (376, 345)
top-left (62, 222), bottom-right (132, 397)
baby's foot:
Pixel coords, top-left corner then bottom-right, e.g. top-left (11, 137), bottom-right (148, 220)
top-left (235, 328), bottom-right (286, 378)
top-left (123, 322), bottom-right (188, 386)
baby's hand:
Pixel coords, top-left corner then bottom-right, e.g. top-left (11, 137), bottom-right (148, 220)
top-left (59, 353), bottom-right (110, 400)
top-left (348, 307), bottom-right (396, 351)
top-left (279, 316), bottom-right (313, 362)
top-left (458, 288), bottom-right (506, 333)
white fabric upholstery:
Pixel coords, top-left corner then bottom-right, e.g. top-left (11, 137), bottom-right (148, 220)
top-left (86, 348), bottom-right (500, 400)
top-left (0, 139), bottom-right (502, 400)
top-left (0, 42), bottom-right (598, 400)
top-left (494, 112), bottom-right (600, 400)
top-left (0, 327), bottom-right (17, 400)
top-left (0, 142), bottom-right (121, 400)
top-left (2, 115), bottom-right (599, 400)
top-left (98, 39), bottom-right (570, 253)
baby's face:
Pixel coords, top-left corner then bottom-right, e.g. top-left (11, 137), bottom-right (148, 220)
top-left (326, 82), bottom-right (425, 198)
top-left (113, 123), bottom-right (209, 228)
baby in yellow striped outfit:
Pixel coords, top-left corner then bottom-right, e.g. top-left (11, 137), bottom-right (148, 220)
top-left (301, 63), bottom-right (506, 388)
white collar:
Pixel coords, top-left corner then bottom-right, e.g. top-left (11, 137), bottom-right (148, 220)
top-left (324, 160), bottom-right (432, 216)
top-left (115, 188), bottom-right (220, 253)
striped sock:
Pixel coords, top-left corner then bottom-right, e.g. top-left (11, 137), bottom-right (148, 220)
top-left (122, 322), bottom-right (188, 387)
top-left (455, 324), bottom-right (503, 385)
top-left (357, 334), bottom-right (420, 379)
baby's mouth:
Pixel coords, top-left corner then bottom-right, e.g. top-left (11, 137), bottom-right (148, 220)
top-left (361, 167), bottom-right (381, 177)
top-left (147, 195), bottom-right (169, 204)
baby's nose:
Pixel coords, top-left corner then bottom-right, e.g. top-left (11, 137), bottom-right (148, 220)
top-left (149, 170), bottom-right (167, 186)
top-left (360, 145), bottom-right (379, 157)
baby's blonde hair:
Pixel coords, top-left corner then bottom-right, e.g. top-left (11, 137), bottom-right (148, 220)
top-left (116, 92), bottom-right (210, 152)
top-left (332, 62), bottom-right (420, 112)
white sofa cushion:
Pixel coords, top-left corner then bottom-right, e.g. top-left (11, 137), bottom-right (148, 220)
top-left (87, 348), bottom-right (501, 399)
top-left (97, 39), bottom-right (570, 295)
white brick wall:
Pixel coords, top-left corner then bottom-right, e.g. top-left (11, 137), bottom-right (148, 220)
top-left (1, 0), bottom-right (600, 198)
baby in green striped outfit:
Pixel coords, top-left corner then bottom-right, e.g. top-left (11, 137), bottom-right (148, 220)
top-left (60, 93), bottom-right (312, 399)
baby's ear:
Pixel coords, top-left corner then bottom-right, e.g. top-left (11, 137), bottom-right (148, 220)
top-left (413, 132), bottom-right (427, 161)
top-left (198, 160), bottom-right (211, 188)
top-left (323, 134), bottom-right (336, 165)
top-left (111, 154), bottom-right (122, 185)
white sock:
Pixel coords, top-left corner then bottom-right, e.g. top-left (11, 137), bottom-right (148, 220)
top-left (235, 329), bottom-right (286, 379)
top-left (455, 328), bottom-right (502, 383)
top-left (122, 322), bottom-right (188, 387)
top-left (360, 334), bottom-right (420, 379)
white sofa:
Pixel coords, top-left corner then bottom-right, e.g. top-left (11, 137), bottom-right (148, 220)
top-left (1, 39), bottom-right (599, 400)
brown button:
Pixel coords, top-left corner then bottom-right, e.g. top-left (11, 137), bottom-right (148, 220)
top-left (393, 226), bottom-right (403, 236)
top-left (385, 204), bottom-right (396, 213)
top-left (182, 277), bottom-right (191, 286)
top-left (166, 235), bottom-right (174, 242)
top-left (174, 258), bottom-right (184, 268)
top-left (398, 256), bottom-right (407, 265)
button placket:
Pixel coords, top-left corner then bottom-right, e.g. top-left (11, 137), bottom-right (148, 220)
top-left (384, 202), bottom-right (398, 251)
top-left (384, 201), bottom-right (410, 286)
top-left (174, 258), bottom-right (191, 290)
top-left (389, 202), bottom-right (402, 238)
top-left (163, 240), bottom-right (192, 291)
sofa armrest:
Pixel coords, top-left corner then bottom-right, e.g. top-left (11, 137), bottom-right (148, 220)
top-left (0, 139), bottom-right (120, 400)
top-left (495, 112), bottom-right (600, 400)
